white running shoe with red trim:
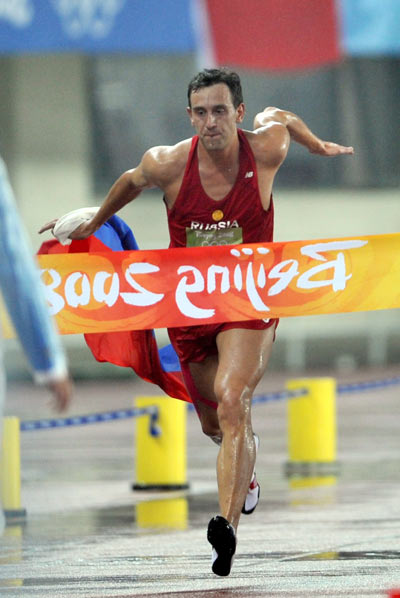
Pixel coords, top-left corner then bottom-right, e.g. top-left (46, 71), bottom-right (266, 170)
top-left (242, 434), bottom-right (260, 515)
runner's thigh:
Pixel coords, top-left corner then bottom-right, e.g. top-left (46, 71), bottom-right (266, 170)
top-left (215, 325), bottom-right (276, 392)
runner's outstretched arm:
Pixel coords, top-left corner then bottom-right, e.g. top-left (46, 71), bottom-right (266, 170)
top-left (39, 148), bottom-right (160, 240)
top-left (253, 107), bottom-right (354, 157)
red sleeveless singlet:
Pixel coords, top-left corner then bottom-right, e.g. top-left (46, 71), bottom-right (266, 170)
top-left (166, 129), bottom-right (278, 398)
top-left (166, 128), bottom-right (274, 248)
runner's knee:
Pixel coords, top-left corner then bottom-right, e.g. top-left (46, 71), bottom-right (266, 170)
top-left (215, 385), bottom-right (250, 431)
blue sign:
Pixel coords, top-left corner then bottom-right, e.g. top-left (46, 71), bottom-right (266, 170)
top-left (0, 0), bottom-right (196, 54)
top-left (339, 0), bottom-right (400, 56)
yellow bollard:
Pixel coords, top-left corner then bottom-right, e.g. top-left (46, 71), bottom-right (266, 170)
top-left (285, 378), bottom-right (339, 477)
top-left (1, 417), bottom-right (26, 521)
top-left (133, 397), bottom-right (189, 491)
top-left (136, 497), bottom-right (188, 530)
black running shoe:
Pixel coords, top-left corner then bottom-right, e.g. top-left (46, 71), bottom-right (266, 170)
top-left (207, 515), bottom-right (236, 576)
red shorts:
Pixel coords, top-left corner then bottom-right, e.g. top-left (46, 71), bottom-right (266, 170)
top-left (168, 319), bottom-right (278, 411)
top-left (168, 318), bottom-right (278, 365)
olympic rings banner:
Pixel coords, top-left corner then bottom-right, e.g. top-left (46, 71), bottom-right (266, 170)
top-left (33, 233), bottom-right (400, 335)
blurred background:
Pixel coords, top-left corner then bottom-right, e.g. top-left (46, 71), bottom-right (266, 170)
top-left (0, 0), bottom-right (399, 380)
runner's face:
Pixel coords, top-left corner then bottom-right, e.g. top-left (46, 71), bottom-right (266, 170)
top-left (187, 83), bottom-right (244, 151)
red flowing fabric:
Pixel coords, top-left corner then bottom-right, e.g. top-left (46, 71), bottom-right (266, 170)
top-left (38, 237), bottom-right (191, 404)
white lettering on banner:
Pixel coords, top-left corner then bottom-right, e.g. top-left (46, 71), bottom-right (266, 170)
top-left (234, 264), bottom-right (243, 291)
top-left (299, 240), bottom-right (368, 291)
top-left (175, 266), bottom-right (215, 319)
top-left (257, 264), bottom-right (266, 288)
top-left (246, 262), bottom-right (270, 311)
top-left (51, 0), bottom-right (126, 39)
top-left (297, 253), bottom-right (350, 291)
top-left (301, 240), bottom-right (368, 261)
top-left (120, 263), bottom-right (164, 306)
top-left (39, 239), bottom-right (368, 323)
top-left (268, 259), bottom-right (299, 296)
top-left (207, 265), bottom-right (230, 294)
top-left (0, 0), bottom-right (33, 27)
top-left (93, 271), bottom-right (119, 307)
top-left (40, 269), bottom-right (65, 315)
top-left (65, 272), bottom-right (91, 308)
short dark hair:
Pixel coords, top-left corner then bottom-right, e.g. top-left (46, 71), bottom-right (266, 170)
top-left (187, 68), bottom-right (244, 108)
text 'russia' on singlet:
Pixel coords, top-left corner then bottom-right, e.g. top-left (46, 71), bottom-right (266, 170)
top-left (166, 128), bottom-right (274, 249)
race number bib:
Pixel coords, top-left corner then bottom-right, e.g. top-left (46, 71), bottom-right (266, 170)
top-left (186, 227), bottom-right (243, 247)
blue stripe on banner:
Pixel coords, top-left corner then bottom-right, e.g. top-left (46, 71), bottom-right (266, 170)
top-left (0, 0), bottom-right (196, 54)
top-left (338, 0), bottom-right (400, 56)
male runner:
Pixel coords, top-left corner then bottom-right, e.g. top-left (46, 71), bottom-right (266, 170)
top-left (40, 68), bottom-right (353, 575)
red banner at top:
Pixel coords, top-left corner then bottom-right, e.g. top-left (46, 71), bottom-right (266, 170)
top-left (203, 0), bottom-right (341, 71)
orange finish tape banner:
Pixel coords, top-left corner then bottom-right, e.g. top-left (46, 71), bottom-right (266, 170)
top-left (36, 233), bottom-right (400, 334)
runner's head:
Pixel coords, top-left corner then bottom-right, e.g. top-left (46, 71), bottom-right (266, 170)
top-left (187, 68), bottom-right (243, 109)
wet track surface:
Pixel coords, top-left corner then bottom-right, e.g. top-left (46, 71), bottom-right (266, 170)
top-left (2, 368), bottom-right (400, 597)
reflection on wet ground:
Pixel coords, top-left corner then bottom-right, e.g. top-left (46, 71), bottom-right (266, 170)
top-left (298, 551), bottom-right (400, 561)
top-left (2, 369), bottom-right (400, 597)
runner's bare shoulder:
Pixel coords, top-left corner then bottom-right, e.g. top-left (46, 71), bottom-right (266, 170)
top-left (142, 139), bottom-right (192, 189)
top-left (243, 125), bottom-right (290, 168)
